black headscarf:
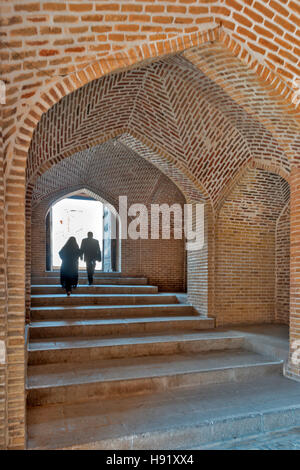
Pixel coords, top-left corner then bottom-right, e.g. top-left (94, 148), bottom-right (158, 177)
top-left (59, 236), bottom-right (80, 258)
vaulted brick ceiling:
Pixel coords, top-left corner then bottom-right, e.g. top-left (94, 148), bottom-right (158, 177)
top-left (183, 43), bottom-right (300, 162)
top-left (220, 167), bottom-right (290, 223)
top-left (31, 138), bottom-right (188, 209)
top-left (28, 49), bottom-right (295, 208)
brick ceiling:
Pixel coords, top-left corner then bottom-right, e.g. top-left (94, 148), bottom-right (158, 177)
top-left (29, 49), bottom-right (295, 209)
top-left (31, 138), bottom-right (187, 209)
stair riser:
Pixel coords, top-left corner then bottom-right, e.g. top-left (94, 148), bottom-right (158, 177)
top-left (29, 319), bottom-right (215, 339)
top-left (31, 286), bottom-right (158, 295)
top-left (31, 277), bottom-right (148, 285)
top-left (27, 362), bottom-right (282, 407)
top-left (31, 295), bottom-right (178, 307)
top-left (31, 305), bottom-right (194, 320)
top-left (28, 337), bottom-right (245, 365)
top-left (45, 401), bottom-right (297, 451)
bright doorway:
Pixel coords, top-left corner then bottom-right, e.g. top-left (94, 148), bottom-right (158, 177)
top-left (51, 195), bottom-right (103, 270)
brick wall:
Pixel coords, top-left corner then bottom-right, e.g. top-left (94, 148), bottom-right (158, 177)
top-left (216, 167), bottom-right (289, 326)
top-left (276, 202), bottom-right (290, 325)
top-left (286, 167), bottom-right (300, 381)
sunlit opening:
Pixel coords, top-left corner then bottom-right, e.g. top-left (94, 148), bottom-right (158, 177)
top-left (51, 197), bottom-right (103, 269)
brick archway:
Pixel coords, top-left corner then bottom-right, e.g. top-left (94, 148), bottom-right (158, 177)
top-left (3, 25), bottom-right (300, 448)
top-left (26, 133), bottom-right (213, 318)
top-left (26, 184), bottom-right (123, 319)
top-left (9, 27), bottom-right (299, 184)
top-left (10, 27), bottom-right (220, 178)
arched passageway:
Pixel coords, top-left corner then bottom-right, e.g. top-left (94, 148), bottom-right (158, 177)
top-left (28, 140), bottom-right (192, 298)
top-left (2, 29), bottom-right (299, 447)
top-left (24, 50), bottom-right (294, 338)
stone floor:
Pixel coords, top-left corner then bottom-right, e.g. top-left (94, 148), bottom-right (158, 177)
top-left (208, 427), bottom-right (300, 450)
top-left (230, 324), bottom-right (289, 362)
top-left (28, 373), bottom-right (300, 449)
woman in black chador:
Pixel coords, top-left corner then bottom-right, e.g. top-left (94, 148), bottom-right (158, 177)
top-left (59, 237), bottom-right (81, 296)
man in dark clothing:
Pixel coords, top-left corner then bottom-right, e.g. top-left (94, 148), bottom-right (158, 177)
top-left (80, 232), bottom-right (101, 285)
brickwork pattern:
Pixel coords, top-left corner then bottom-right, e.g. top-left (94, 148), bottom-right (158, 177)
top-left (0, 0), bottom-right (299, 449)
top-left (276, 202), bottom-right (290, 325)
top-left (216, 167), bottom-right (289, 326)
top-left (184, 40), bottom-right (300, 166)
top-left (286, 168), bottom-right (300, 382)
top-left (0, 103), bottom-right (7, 450)
top-left (27, 54), bottom-right (293, 207)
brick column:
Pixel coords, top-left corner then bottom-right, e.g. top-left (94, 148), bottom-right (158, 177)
top-left (285, 166), bottom-right (300, 381)
top-left (5, 175), bottom-right (26, 449)
top-left (0, 108), bottom-right (8, 449)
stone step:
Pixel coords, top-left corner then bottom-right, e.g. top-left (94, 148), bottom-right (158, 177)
top-left (36, 268), bottom-right (125, 277)
top-left (31, 276), bottom-right (148, 285)
top-left (27, 332), bottom-right (245, 365)
top-left (30, 303), bottom-right (195, 320)
top-left (27, 374), bottom-right (300, 450)
top-left (35, 271), bottom-right (133, 277)
top-left (31, 284), bottom-right (158, 295)
top-left (29, 316), bottom-right (215, 339)
top-left (26, 349), bottom-right (283, 406)
top-left (31, 293), bottom-right (178, 307)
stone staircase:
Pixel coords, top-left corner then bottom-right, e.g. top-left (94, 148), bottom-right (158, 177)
top-left (27, 272), bottom-right (292, 450)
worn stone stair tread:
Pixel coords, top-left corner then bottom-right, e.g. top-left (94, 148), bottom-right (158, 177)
top-left (27, 375), bottom-right (300, 450)
top-left (31, 285), bottom-right (159, 295)
top-left (31, 277), bottom-right (149, 285)
top-left (32, 275), bottom-right (148, 279)
top-left (29, 313), bottom-right (212, 339)
top-left (31, 293), bottom-right (173, 299)
top-left (31, 293), bottom-right (178, 306)
top-left (32, 275), bottom-right (148, 281)
top-left (31, 286), bottom-right (156, 291)
top-left (28, 331), bottom-right (245, 352)
top-left (29, 315), bottom-right (211, 328)
top-left (35, 272), bottom-right (139, 277)
top-left (26, 349), bottom-right (282, 390)
top-left (31, 284), bottom-right (155, 287)
top-left (36, 272), bottom-right (138, 276)
top-left (31, 303), bottom-right (191, 312)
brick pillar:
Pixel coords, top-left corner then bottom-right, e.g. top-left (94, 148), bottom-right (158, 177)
top-left (285, 166), bottom-right (300, 381)
top-left (0, 106), bottom-right (8, 449)
top-left (5, 176), bottom-right (26, 449)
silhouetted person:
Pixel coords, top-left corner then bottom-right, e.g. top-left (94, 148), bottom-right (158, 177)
top-left (80, 232), bottom-right (101, 285)
top-left (59, 237), bottom-right (81, 296)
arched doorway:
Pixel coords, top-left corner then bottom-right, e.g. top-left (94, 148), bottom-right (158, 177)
top-left (42, 188), bottom-right (121, 275)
